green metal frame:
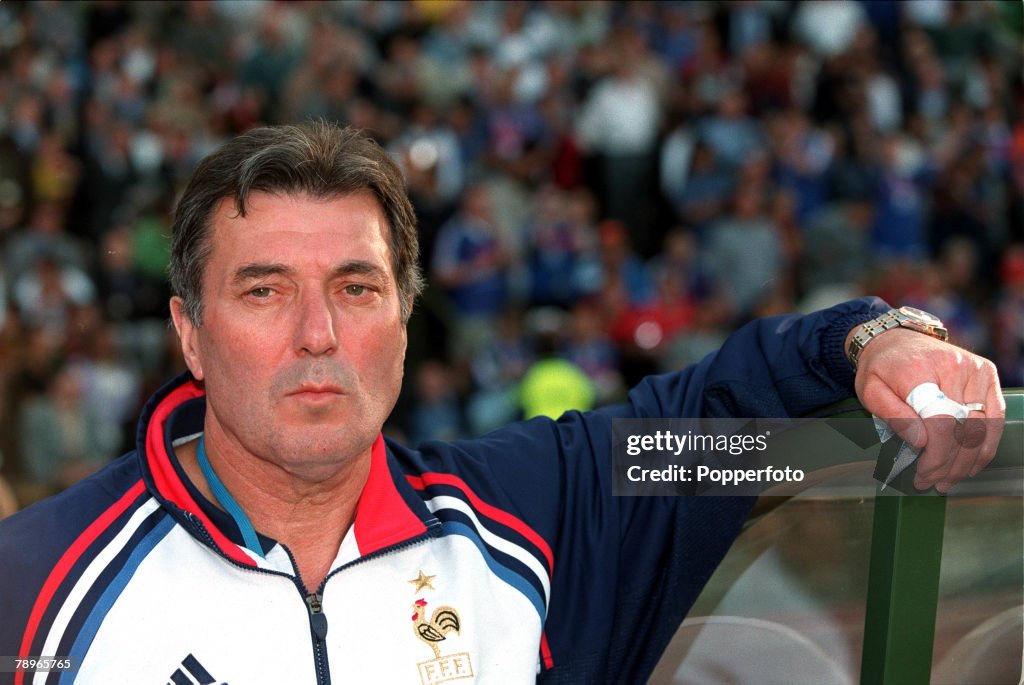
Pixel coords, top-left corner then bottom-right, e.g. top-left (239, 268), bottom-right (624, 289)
top-left (861, 493), bottom-right (947, 683)
top-left (860, 390), bottom-right (1024, 684)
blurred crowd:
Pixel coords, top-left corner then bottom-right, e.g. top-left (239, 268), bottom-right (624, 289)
top-left (0, 0), bottom-right (1022, 506)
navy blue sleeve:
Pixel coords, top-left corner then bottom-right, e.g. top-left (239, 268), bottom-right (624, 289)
top-left (617, 296), bottom-right (885, 421)
top-left (417, 298), bottom-right (887, 682)
top-left (0, 455), bottom-right (143, 656)
top-left (542, 297), bottom-right (886, 681)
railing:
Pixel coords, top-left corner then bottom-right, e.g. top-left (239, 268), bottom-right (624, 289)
top-left (861, 389), bottom-right (1023, 684)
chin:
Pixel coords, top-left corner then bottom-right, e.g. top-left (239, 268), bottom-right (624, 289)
top-left (274, 431), bottom-right (373, 467)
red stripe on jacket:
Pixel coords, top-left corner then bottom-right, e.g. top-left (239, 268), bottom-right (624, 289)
top-left (16, 480), bottom-right (146, 685)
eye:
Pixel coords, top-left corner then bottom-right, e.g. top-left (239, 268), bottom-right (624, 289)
top-left (344, 284), bottom-right (367, 297)
top-left (249, 286), bottom-right (274, 298)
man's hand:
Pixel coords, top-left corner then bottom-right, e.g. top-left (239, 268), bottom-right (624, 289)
top-left (852, 328), bottom-right (1005, 493)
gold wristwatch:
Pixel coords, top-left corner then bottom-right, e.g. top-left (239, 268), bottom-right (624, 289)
top-left (847, 306), bottom-right (949, 369)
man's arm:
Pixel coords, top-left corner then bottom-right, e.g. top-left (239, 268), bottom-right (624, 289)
top-left (416, 297), bottom-right (1004, 681)
top-left (614, 297), bottom-right (1004, 492)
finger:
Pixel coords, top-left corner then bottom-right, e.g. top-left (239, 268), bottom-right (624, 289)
top-left (932, 360), bottom-right (1005, 490)
top-left (859, 376), bottom-right (926, 449)
top-left (914, 416), bottom-right (961, 491)
top-left (861, 377), bottom-right (935, 490)
top-left (903, 378), bottom-right (973, 489)
top-left (941, 369), bottom-right (996, 483)
top-left (969, 361), bottom-right (1006, 478)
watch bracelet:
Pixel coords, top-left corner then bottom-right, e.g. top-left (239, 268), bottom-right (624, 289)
top-left (848, 311), bottom-right (903, 369)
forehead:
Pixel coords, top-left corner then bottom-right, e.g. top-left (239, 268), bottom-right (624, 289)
top-left (205, 191), bottom-right (392, 274)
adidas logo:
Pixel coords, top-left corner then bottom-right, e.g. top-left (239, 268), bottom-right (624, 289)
top-left (167, 654), bottom-right (226, 685)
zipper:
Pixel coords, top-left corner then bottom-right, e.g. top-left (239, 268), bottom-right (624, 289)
top-left (305, 591), bottom-right (330, 685)
top-left (184, 513), bottom-right (334, 684)
top-left (180, 509), bottom-right (442, 685)
top-left (297, 525), bottom-right (443, 685)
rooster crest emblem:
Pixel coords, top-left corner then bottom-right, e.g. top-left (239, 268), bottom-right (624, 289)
top-left (412, 598), bottom-right (461, 659)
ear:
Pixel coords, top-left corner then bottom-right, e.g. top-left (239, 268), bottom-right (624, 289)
top-left (398, 318), bottom-right (408, 367)
top-left (170, 296), bottom-right (205, 381)
top-left (399, 295), bottom-right (416, 327)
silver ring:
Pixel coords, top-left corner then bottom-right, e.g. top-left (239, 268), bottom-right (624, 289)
top-left (963, 403), bottom-right (985, 412)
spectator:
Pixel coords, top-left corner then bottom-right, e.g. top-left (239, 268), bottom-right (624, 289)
top-left (576, 26), bottom-right (662, 254)
top-left (95, 224), bottom-right (150, 320)
top-left (481, 66), bottom-right (551, 186)
top-left (801, 197), bottom-right (873, 297)
top-left (236, 6), bottom-right (302, 117)
top-left (741, 39), bottom-right (800, 117)
top-left (30, 132), bottom-right (81, 206)
top-left (669, 141), bottom-right (734, 233)
top-left (870, 134), bottom-right (931, 260)
top-left (910, 252), bottom-right (988, 354)
top-left (407, 360), bottom-right (464, 446)
top-left (519, 330), bottom-right (594, 420)
top-left (705, 187), bottom-right (786, 317)
top-left (18, 364), bottom-right (104, 491)
top-left (859, 40), bottom-right (903, 135)
top-left (12, 255), bottom-right (95, 338)
top-left (682, 19), bottom-right (733, 107)
top-left (698, 88), bottom-right (765, 170)
top-left (769, 107), bottom-right (835, 226)
top-left (4, 201), bottom-right (86, 285)
top-left (390, 102), bottom-right (465, 207)
top-left (659, 103), bottom-right (697, 213)
top-left (68, 321), bottom-right (142, 457)
top-left (563, 301), bottom-right (622, 405)
top-left (432, 184), bottom-right (511, 358)
top-left (77, 111), bottom-right (139, 239)
top-left (524, 185), bottom-right (591, 308)
top-left (647, 228), bottom-right (715, 306)
top-left (467, 309), bottom-right (533, 435)
top-left (585, 219), bottom-right (655, 310)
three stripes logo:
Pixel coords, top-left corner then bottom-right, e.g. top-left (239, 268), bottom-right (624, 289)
top-left (167, 654), bottom-right (226, 685)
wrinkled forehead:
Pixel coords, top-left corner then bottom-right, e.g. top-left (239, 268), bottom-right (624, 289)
top-left (202, 191), bottom-right (395, 277)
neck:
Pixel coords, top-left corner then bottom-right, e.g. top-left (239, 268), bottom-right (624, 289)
top-left (176, 429), bottom-right (371, 592)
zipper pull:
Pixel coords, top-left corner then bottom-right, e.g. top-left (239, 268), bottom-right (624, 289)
top-left (305, 592), bottom-right (329, 640)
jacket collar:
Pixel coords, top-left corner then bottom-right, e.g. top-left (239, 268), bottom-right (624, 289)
top-left (136, 372), bottom-right (434, 566)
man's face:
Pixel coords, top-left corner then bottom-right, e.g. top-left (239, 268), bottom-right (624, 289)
top-left (171, 192), bottom-right (407, 480)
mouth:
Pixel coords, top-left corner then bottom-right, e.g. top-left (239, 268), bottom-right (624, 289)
top-left (287, 384), bottom-right (345, 401)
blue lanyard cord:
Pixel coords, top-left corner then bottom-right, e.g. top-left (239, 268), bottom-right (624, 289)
top-left (196, 434), bottom-right (266, 558)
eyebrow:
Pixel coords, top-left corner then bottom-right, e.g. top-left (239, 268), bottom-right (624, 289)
top-left (232, 263), bottom-right (292, 283)
top-left (330, 260), bottom-right (388, 281)
top-left (231, 260), bottom-right (389, 284)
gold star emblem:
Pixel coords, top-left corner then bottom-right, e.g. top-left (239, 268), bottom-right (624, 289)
top-left (408, 570), bottom-right (436, 592)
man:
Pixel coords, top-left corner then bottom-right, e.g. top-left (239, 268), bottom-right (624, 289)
top-left (431, 183), bottom-right (510, 358)
top-left (0, 122), bottom-right (1004, 684)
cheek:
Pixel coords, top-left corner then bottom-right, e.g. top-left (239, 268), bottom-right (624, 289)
top-left (362, 342), bottom-right (404, 381)
top-left (199, 327), bottom-right (277, 393)
top-left (361, 330), bottom-right (407, 387)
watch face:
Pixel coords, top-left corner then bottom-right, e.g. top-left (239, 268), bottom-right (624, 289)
top-left (898, 305), bottom-right (941, 325)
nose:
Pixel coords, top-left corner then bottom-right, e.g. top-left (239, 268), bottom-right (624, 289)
top-left (294, 289), bottom-right (338, 356)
